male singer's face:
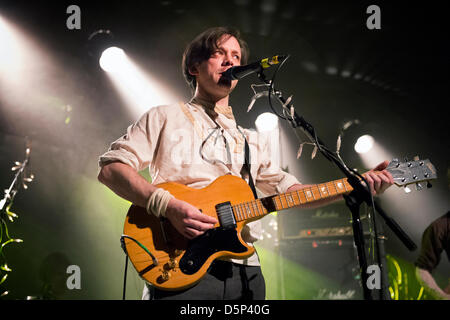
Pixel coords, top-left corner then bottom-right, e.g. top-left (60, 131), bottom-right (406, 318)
top-left (192, 35), bottom-right (242, 100)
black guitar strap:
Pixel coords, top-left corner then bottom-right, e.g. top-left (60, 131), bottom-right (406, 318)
top-left (243, 138), bottom-right (258, 199)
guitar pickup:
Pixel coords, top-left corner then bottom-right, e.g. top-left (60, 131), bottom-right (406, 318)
top-left (215, 202), bottom-right (236, 229)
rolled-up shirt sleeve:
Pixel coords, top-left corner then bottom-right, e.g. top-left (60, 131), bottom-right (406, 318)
top-left (99, 106), bottom-right (165, 172)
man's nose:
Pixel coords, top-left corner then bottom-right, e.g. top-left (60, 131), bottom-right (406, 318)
top-left (222, 53), bottom-right (234, 66)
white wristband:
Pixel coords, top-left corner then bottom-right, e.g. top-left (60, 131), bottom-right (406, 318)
top-left (146, 188), bottom-right (174, 218)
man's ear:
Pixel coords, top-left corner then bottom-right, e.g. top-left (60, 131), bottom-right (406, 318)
top-left (189, 64), bottom-right (199, 76)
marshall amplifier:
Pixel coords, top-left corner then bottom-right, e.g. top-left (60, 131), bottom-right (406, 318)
top-left (277, 237), bottom-right (364, 299)
top-left (275, 203), bottom-right (378, 300)
top-left (277, 202), bottom-right (370, 240)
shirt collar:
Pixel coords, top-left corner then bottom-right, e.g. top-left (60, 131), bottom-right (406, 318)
top-left (189, 97), bottom-right (235, 120)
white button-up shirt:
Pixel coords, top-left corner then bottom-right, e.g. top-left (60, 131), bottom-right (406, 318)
top-left (99, 99), bottom-right (300, 266)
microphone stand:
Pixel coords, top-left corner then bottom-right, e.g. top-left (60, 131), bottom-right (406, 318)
top-left (293, 110), bottom-right (373, 300)
top-left (256, 71), bottom-right (416, 300)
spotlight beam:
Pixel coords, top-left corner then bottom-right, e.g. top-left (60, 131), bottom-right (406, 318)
top-left (99, 48), bottom-right (179, 118)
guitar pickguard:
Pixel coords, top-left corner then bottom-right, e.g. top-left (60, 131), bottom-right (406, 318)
top-left (179, 227), bottom-right (247, 275)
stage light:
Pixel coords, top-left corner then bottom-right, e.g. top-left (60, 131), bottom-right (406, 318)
top-left (0, 16), bottom-right (24, 77)
top-left (341, 70), bottom-right (351, 78)
top-left (100, 47), bottom-right (180, 118)
top-left (0, 14), bottom-right (61, 106)
top-left (99, 46), bottom-right (127, 73)
top-left (255, 112), bottom-right (278, 132)
top-left (88, 29), bottom-right (179, 116)
top-left (325, 66), bottom-right (338, 75)
top-left (301, 61), bottom-right (318, 73)
top-left (354, 134), bottom-right (374, 154)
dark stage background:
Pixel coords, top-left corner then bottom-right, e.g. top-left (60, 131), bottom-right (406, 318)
top-left (0, 0), bottom-right (448, 300)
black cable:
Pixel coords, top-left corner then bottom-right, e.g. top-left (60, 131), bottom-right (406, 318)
top-left (266, 55), bottom-right (290, 120)
top-left (121, 235), bottom-right (158, 265)
top-left (345, 167), bottom-right (387, 299)
top-left (263, 59), bottom-right (343, 167)
top-left (367, 182), bottom-right (386, 300)
top-left (122, 254), bottom-right (129, 300)
top-left (119, 234), bottom-right (158, 300)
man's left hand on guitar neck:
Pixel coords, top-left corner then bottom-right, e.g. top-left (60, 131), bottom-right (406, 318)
top-left (286, 160), bottom-right (394, 208)
top-left (362, 160), bottom-right (395, 195)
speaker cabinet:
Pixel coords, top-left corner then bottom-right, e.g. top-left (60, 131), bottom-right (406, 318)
top-left (277, 237), bottom-right (363, 299)
top-left (275, 204), bottom-right (389, 300)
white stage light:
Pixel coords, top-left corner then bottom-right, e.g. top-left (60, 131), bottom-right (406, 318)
top-left (354, 134), bottom-right (374, 154)
top-left (100, 48), bottom-right (180, 117)
top-left (99, 47), bottom-right (127, 73)
top-left (255, 112), bottom-right (279, 132)
top-left (0, 16), bottom-right (24, 76)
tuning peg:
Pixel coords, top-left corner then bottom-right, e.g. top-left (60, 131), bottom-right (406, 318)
top-left (403, 157), bottom-right (414, 167)
top-left (415, 183), bottom-right (423, 191)
top-left (391, 158), bottom-right (400, 168)
top-left (426, 182), bottom-right (432, 189)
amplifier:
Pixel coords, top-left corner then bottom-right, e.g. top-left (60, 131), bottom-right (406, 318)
top-left (288, 226), bottom-right (353, 240)
top-left (278, 202), bottom-right (370, 240)
top-left (277, 237), bottom-right (363, 299)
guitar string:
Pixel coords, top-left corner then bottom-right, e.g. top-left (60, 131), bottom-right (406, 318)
top-left (231, 177), bottom-right (351, 222)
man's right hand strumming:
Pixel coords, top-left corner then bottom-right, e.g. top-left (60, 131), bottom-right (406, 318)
top-left (165, 198), bottom-right (218, 240)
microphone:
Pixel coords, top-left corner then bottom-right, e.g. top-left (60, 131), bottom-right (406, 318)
top-left (221, 55), bottom-right (287, 80)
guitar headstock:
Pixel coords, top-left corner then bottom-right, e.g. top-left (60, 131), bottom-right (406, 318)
top-left (387, 157), bottom-right (437, 190)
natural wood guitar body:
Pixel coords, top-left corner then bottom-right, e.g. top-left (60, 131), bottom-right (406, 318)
top-left (123, 175), bottom-right (257, 291)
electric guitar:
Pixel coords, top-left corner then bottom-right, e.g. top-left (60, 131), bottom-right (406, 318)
top-left (122, 158), bottom-right (436, 291)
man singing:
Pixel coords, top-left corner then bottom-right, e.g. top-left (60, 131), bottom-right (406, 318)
top-left (98, 26), bottom-right (394, 300)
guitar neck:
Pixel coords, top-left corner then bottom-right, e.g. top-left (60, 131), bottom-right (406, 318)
top-left (232, 156), bottom-right (437, 223)
top-left (232, 177), bottom-right (353, 223)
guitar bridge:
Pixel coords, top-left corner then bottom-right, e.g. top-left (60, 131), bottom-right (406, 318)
top-left (215, 202), bottom-right (236, 229)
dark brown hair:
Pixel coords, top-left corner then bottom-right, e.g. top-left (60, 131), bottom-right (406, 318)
top-left (182, 27), bottom-right (249, 91)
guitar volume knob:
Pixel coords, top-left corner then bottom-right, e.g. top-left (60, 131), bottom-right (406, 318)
top-left (167, 259), bottom-right (177, 269)
top-left (161, 271), bottom-right (171, 281)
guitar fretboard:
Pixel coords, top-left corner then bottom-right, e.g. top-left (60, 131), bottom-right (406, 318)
top-left (232, 177), bottom-right (353, 222)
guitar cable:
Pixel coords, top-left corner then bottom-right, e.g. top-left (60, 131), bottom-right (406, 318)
top-left (122, 252), bottom-right (129, 300)
top-left (119, 234), bottom-right (158, 300)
